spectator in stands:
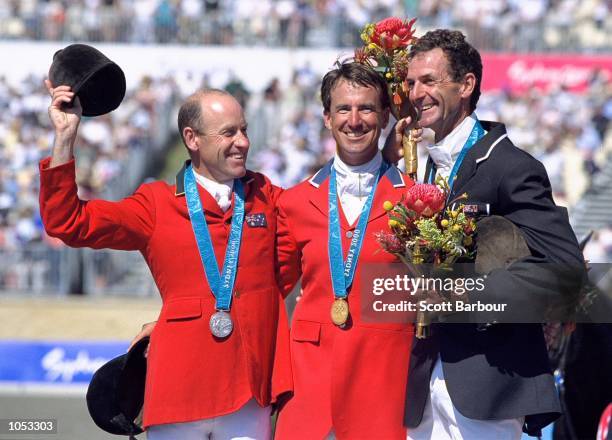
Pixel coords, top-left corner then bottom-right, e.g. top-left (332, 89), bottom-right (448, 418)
top-left (153, 0), bottom-right (178, 43)
top-left (248, 78), bottom-right (283, 157)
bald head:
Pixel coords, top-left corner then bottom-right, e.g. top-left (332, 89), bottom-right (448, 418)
top-left (177, 89), bottom-right (240, 146)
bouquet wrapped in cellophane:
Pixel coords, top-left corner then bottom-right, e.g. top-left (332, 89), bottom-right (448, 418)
top-left (376, 177), bottom-right (477, 338)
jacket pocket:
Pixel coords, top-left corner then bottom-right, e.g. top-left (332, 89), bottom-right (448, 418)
top-left (292, 320), bottom-right (321, 343)
top-left (164, 298), bottom-right (202, 321)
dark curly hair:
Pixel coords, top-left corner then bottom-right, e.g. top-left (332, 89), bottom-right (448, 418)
top-left (409, 29), bottom-right (482, 112)
top-left (321, 62), bottom-right (390, 113)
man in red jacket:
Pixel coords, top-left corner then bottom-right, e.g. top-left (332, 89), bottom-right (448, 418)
top-left (273, 62), bottom-right (416, 440)
top-left (40, 83), bottom-right (291, 439)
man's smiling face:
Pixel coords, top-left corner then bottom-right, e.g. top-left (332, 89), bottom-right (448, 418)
top-left (323, 79), bottom-right (389, 166)
top-left (194, 94), bottom-right (249, 182)
top-left (406, 48), bottom-right (468, 141)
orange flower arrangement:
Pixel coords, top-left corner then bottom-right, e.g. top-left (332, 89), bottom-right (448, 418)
top-left (356, 17), bottom-right (417, 110)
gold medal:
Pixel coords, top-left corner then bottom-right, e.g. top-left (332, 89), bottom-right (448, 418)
top-left (331, 298), bottom-right (349, 327)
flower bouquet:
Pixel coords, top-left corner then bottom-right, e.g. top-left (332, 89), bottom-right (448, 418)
top-left (354, 17), bottom-right (419, 177)
top-left (376, 178), bottom-right (477, 338)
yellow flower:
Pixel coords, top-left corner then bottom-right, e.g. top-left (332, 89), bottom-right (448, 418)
top-left (385, 72), bottom-right (393, 80)
top-left (389, 219), bottom-right (399, 228)
top-left (452, 225), bottom-right (461, 232)
top-left (450, 210), bottom-right (459, 219)
top-left (464, 236), bottom-right (473, 246)
top-left (367, 43), bottom-right (378, 51)
top-left (441, 219), bottom-right (449, 228)
top-left (383, 201), bottom-right (394, 211)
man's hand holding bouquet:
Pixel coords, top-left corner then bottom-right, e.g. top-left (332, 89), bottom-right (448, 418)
top-left (376, 178), bottom-right (477, 338)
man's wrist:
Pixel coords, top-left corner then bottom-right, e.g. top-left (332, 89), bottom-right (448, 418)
top-left (49, 148), bottom-right (74, 167)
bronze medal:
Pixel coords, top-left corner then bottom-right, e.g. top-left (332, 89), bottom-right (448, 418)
top-left (331, 298), bottom-right (349, 327)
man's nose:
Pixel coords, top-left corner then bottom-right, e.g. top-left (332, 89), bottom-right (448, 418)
top-left (348, 109), bottom-right (362, 128)
top-left (235, 131), bottom-right (249, 148)
top-left (410, 82), bottom-right (425, 102)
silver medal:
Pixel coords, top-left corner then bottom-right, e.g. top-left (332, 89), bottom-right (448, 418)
top-left (210, 311), bottom-right (233, 338)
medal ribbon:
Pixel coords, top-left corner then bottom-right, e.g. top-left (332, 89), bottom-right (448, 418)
top-left (328, 160), bottom-right (389, 299)
top-left (184, 164), bottom-right (245, 311)
top-left (427, 119), bottom-right (485, 190)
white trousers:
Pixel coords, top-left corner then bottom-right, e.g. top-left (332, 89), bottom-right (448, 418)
top-left (147, 399), bottom-right (271, 440)
top-left (407, 358), bottom-right (523, 440)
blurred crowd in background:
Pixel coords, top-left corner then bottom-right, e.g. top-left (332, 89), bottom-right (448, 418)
top-left (0, 0), bottom-right (609, 52)
top-left (1, 67), bottom-right (610, 250)
top-left (0, 0), bottom-right (610, 292)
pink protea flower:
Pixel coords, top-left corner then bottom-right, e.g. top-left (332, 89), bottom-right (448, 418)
top-left (375, 231), bottom-right (404, 253)
top-left (404, 184), bottom-right (445, 218)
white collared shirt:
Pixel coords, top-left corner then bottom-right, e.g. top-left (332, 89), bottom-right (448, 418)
top-left (425, 113), bottom-right (486, 180)
top-left (333, 151), bottom-right (382, 225)
top-left (193, 170), bottom-right (234, 212)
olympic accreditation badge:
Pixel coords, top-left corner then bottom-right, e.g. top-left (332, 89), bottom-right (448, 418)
top-left (331, 298), bottom-right (349, 327)
top-left (210, 310), bottom-right (233, 338)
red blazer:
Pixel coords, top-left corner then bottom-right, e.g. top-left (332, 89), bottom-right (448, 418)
top-left (39, 158), bottom-right (292, 428)
top-left (275, 160), bottom-right (415, 440)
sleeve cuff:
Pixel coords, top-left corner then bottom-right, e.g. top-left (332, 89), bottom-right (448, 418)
top-left (39, 157), bottom-right (78, 195)
top-left (39, 157), bottom-right (76, 172)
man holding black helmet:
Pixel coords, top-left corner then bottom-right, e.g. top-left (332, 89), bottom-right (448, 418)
top-left (40, 79), bottom-right (291, 439)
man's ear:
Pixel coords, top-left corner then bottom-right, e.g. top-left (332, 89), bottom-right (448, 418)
top-left (381, 108), bottom-right (390, 129)
top-left (183, 127), bottom-right (199, 154)
top-left (460, 73), bottom-right (476, 100)
top-left (323, 111), bottom-right (332, 130)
